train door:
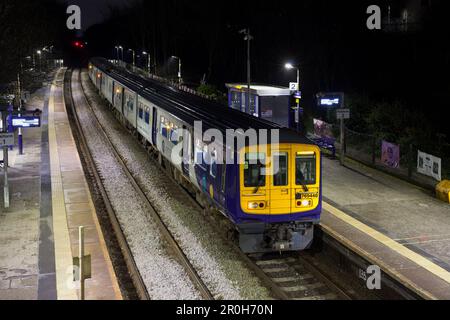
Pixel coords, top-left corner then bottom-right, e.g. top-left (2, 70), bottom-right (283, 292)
top-left (208, 146), bottom-right (219, 202)
top-left (152, 107), bottom-right (158, 145)
top-left (182, 125), bottom-right (190, 176)
top-left (218, 154), bottom-right (227, 207)
top-left (269, 147), bottom-right (292, 215)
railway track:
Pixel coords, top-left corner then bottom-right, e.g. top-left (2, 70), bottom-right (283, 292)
top-left (77, 67), bottom-right (357, 300)
top-left (64, 69), bottom-right (149, 299)
top-left (67, 69), bottom-right (214, 300)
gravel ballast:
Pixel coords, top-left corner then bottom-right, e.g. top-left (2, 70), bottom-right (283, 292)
top-left (71, 71), bottom-right (201, 300)
top-left (80, 70), bottom-right (272, 300)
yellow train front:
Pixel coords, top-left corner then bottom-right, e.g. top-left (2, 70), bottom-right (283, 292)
top-left (229, 133), bottom-right (322, 253)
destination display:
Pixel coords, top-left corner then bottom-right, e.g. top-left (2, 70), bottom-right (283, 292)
top-left (11, 116), bottom-right (41, 128)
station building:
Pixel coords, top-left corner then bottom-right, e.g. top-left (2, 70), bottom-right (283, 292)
top-left (225, 83), bottom-right (294, 128)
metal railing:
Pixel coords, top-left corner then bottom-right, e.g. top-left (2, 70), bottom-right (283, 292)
top-left (111, 60), bottom-right (217, 101)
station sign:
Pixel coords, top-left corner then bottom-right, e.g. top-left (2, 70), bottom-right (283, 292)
top-left (293, 91), bottom-right (302, 99)
top-left (289, 82), bottom-right (299, 91)
top-left (317, 92), bottom-right (344, 108)
top-left (0, 132), bottom-right (14, 148)
top-left (12, 116), bottom-right (41, 128)
top-left (336, 108), bottom-right (351, 120)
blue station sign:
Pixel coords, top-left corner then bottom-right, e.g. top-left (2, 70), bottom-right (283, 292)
top-left (11, 116), bottom-right (41, 128)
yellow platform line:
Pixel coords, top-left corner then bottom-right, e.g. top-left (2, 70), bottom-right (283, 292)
top-left (49, 69), bottom-right (78, 300)
top-left (323, 201), bottom-right (450, 295)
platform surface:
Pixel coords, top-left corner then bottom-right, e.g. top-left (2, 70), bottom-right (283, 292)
top-left (321, 156), bottom-right (450, 299)
top-left (0, 69), bottom-right (121, 300)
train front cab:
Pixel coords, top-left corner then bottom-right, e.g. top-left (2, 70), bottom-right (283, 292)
top-left (238, 143), bottom-right (321, 253)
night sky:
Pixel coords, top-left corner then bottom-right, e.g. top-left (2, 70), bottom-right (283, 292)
top-left (1, 0), bottom-right (449, 150)
top-left (58, 0), bottom-right (128, 30)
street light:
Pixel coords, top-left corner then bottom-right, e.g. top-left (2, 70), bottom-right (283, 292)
top-left (171, 56), bottom-right (182, 84)
top-left (114, 46), bottom-right (120, 62)
top-left (285, 62), bottom-right (301, 132)
top-left (239, 28), bottom-right (253, 114)
top-left (115, 45), bottom-right (123, 62)
top-left (37, 50), bottom-right (42, 72)
top-left (128, 49), bottom-right (135, 67)
top-left (142, 51), bottom-right (151, 74)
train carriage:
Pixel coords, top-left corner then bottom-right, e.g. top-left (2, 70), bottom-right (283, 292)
top-left (88, 58), bottom-right (322, 253)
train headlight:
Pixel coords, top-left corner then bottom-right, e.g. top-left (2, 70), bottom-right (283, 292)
top-left (248, 202), bottom-right (259, 210)
top-left (248, 202), bottom-right (265, 210)
top-left (302, 200), bottom-right (311, 207)
top-left (297, 200), bottom-right (311, 207)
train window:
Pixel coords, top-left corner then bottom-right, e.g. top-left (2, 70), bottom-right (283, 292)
top-left (138, 105), bottom-right (143, 119)
top-left (194, 140), bottom-right (207, 170)
top-left (244, 153), bottom-right (266, 188)
top-left (171, 127), bottom-right (179, 145)
top-left (145, 111), bottom-right (150, 124)
top-left (203, 145), bottom-right (210, 165)
top-left (161, 116), bottom-right (167, 137)
top-left (296, 153), bottom-right (316, 186)
top-left (273, 152), bottom-right (288, 186)
top-left (127, 95), bottom-right (134, 110)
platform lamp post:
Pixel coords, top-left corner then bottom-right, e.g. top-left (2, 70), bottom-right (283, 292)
top-left (36, 50), bottom-right (42, 73)
top-left (142, 51), bottom-right (151, 74)
top-left (239, 28), bottom-right (253, 114)
top-left (17, 64), bottom-right (23, 155)
top-left (171, 56), bottom-right (182, 84)
top-left (285, 63), bottom-right (301, 132)
top-left (114, 46), bottom-right (120, 63)
top-left (116, 45), bottom-right (123, 63)
top-left (128, 49), bottom-right (136, 67)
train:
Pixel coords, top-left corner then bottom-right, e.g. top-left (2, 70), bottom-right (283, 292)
top-left (88, 57), bottom-right (322, 253)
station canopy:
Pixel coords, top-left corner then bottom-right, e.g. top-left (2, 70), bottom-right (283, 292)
top-left (225, 83), bottom-right (291, 97)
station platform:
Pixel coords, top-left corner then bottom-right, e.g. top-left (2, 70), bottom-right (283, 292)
top-left (321, 156), bottom-right (450, 299)
top-left (0, 68), bottom-right (121, 300)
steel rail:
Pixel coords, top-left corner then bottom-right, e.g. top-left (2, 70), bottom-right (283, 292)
top-left (64, 69), bottom-right (150, 300)
top-left (75, 69), bottom-right (214, 300)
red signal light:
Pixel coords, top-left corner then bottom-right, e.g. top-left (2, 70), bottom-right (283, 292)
top-left (72, 41), bottom-right (86, 49)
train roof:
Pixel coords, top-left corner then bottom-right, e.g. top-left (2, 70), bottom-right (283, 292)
top-left (90, 57), bottom-right (315, 146)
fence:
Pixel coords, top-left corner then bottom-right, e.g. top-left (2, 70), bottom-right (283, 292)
top-left (309, 116), bottom-right (448, 189)
top-left (343, 127), bottom-right (449, 189)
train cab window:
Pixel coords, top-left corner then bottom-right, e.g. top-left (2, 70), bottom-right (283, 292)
top-left (273, 152), bottom-right (288, 186)
top-left (244, 153), bottom-right (266, 188)
top-left (296, 153), bottom-right (316, 185)
top-left (138, 105), bottom-right (143, 119)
